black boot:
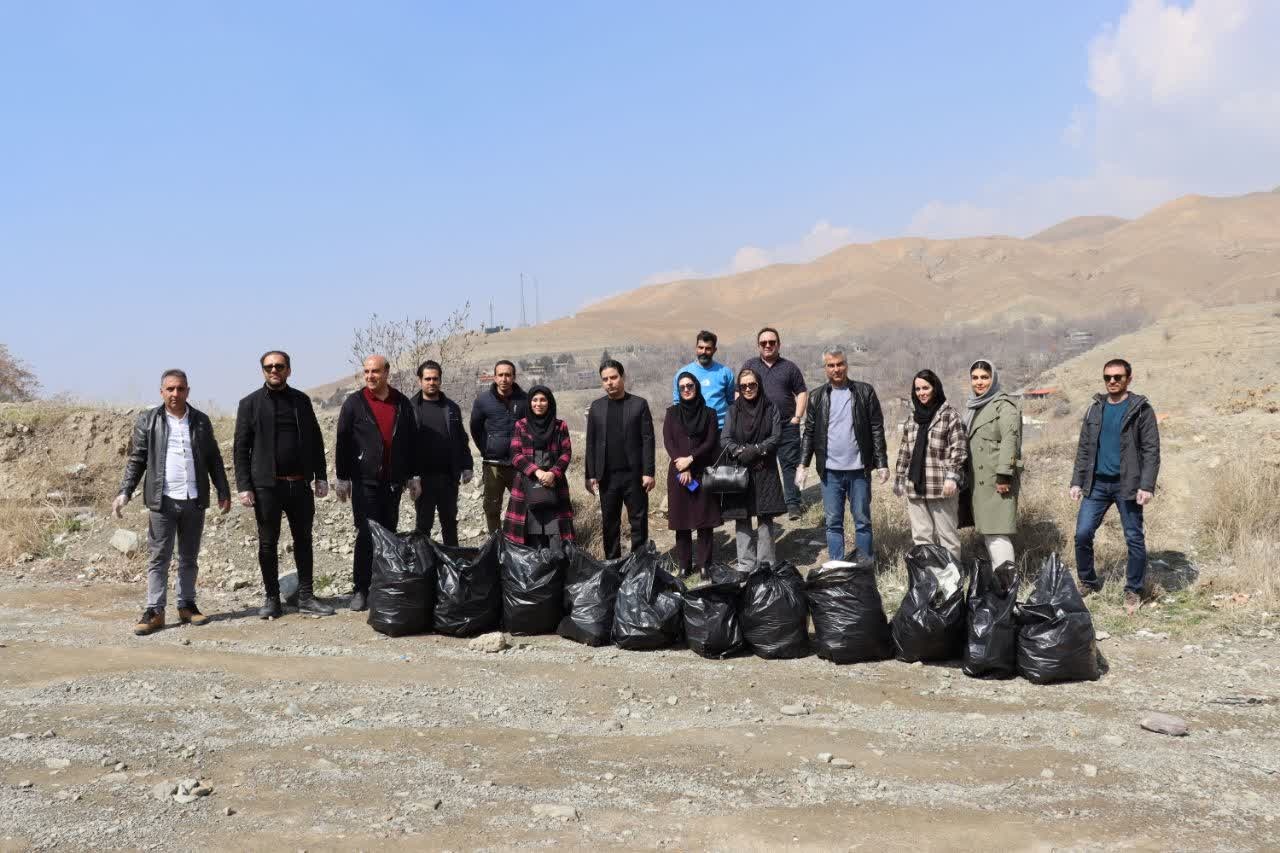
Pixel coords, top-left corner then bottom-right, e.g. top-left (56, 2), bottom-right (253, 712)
top-left (296, 587), bottom-right (335, 616)
top-left (258, 595), bottom-right (283, 620)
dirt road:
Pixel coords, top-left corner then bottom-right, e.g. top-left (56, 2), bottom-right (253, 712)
top-left (1, 568), bottom-right (1277, 852)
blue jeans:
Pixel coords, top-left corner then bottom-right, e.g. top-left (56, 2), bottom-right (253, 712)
top-left (1074, 476), bottom-right (1147, 594)
top-left (820, 468), bottom-right (872, 561)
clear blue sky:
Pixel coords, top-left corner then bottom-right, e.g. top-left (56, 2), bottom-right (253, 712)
top-left (3, 1), bottom-right (1272, 408)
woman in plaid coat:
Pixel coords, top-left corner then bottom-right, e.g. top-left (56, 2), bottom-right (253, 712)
top-left (503, 386), bottom-right (575, 551)
top-left (893, 369), bottom-right (967, 562)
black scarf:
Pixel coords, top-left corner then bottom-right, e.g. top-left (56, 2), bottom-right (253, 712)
top-left (525, 385), bottom-right (558, 451)
top-left (672, 371), bottom-right (712, 439)
top-left (730, 369), bottom-right (773, 444)
top-left (909, 370), bottom-right (946, 496)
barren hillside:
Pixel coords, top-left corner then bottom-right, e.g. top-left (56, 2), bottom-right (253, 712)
top-left (469, 190), bottom-right (1280, 364)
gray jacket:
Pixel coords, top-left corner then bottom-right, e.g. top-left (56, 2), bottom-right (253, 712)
top-left (119, 405), bottom-right (231, 511)
top-left (1070, 392), bottom-right (1160, 499)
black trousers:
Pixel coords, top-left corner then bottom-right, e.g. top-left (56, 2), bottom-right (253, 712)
top-left (414, 470), bottom-right (459, 546)
top-left (600, 471), bottom-right (648, 559)
top-left (674, 528), bottom-right (714, 572)
top-left (253, 480), bottom-right (315, 597)
top-left (351, 479), bottom-right (402, 593)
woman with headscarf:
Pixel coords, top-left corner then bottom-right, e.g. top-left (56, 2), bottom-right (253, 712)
top-left (503, 386), bottom-right (575, 554)
top-left (963, 360), bottom-right (1022, 566)
top-left (721, 367), bottom-right (786, 569)
top-left (663, 370), bottom-right (722, 577)
top-left (892, 369), bottom-right (968, 562)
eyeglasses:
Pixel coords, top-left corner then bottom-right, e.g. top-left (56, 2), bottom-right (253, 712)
top-left (263, 363), bottom-right (287, 372)
top-left (1103, 374), bottom-right (1127, 383)
top-left (678, 383), bottom-right (696, 391)
top-left (758, 339), bottom-right (778, 347)
top-left (738, 382), bottom-right (759, 390)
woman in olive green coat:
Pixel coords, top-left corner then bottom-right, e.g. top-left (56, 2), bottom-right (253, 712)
top-left (964, 359), bottom-right (1022, 566)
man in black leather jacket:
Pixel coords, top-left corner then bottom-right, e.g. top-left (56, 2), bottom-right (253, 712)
top-left (233, 350), bottom-right (334, 619)
top-left (796, 348), bottom-right (889, 560)
top-left (468, 360), bottom-right (528, 532)
top-left (113, 369), bottom-right (230, 636)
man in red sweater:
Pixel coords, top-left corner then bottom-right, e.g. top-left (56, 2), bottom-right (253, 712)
top-left (334, 355), bottom-right (421, 611)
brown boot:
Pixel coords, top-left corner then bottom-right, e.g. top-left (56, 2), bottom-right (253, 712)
top-left (133, 607), bottom-right (164, 636)
top-left (177, 604), bottom-right (210, 626)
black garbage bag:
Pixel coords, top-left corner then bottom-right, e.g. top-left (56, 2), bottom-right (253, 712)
top-left (612, 542), bottom-right (686, 650)
top-left (367, 521), bottom-right (436, 637)
top-left (805, 555), bottom-right (894, 664)
top-left (683, 565), bottom-right (748, 659)
top-left (431, 533), bottom-right (503, 637)
top-left (891, 544), bottom-right (966, 662)
top-left (1017, 553), bottom-right (1102, 684)
top-left (963, 559), bottom-right (1020, 678)
top-left (557, 546), bottom-right (626, 647)
top-left (499, 539), bottom-right (566, 635)
top-left (740, 561), bottom-right (810, 659)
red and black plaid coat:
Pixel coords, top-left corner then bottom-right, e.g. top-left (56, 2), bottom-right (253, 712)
top-left (502, 418), bottom-right (576, 544)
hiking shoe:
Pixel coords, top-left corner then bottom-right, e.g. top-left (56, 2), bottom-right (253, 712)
top-left (258, 595), bottom-right (283, 620)
top-left (1124, 591), bottom-right (1141, 616)
top-left (788, 506), bottom-right (802, 521)
top-left (296, 592), bottom-right (335, 616)
top-left (133, 608), bottom-right (164, 636)
top-left (1079, 583), bottom-right (1101, 599)
top-left (177, 605), bottom-right (210, 626)
top-left (349, 590), bottom-right (368, 612)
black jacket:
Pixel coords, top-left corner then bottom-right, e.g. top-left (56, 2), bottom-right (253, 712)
top-left (411, 391), bottom-right (473, 478)
top-left (233, 384), bottom-right (327, 492)
top-left (584, 392), bottom-right (655, 482)
top-left (334, 388), bottom-right (418, 484)
top-left (469, 383), bottom-right (529, 465)
top-left (118, 405), bottom-right (231, 511)
top-left (1071, 392), bottom-right (1160, 499)
top-left (800, 380), bottom-right (888, 475)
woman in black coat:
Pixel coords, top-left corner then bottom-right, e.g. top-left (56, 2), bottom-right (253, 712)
top-left (721, 368), bottom-right (785, 569)
top-left (664, 371), bottom-right (722, 577)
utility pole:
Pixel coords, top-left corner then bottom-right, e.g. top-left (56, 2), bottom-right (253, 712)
top-left (534, 275), bottom-right (541, 325)
top-left (519, 273), bottom-right (527, 327)
top-left (488, 299), bottom-right (495, 329)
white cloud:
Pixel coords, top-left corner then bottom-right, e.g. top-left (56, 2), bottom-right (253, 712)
top-left (643, 219), bottom-right (874, 284)
top-left (906, 0), bottom-right (1280, 238)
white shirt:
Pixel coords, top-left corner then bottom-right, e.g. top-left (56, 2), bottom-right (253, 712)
top-left (164, 409), bottom-right (199, 500)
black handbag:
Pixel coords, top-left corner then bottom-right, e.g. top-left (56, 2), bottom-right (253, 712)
top-left (703, 448), bottom-right (749, 494)
top-left (524, 473), bottom-right (557, 508)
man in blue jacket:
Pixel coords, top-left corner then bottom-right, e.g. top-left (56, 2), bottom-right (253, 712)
top-left (469, 360), bottom-right (528, 532)
top-left (1070, 358), bottom-right (1160, 616)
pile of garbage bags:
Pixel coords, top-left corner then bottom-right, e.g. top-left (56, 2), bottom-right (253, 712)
top-left (365, 526), bottom-right (1103, 684)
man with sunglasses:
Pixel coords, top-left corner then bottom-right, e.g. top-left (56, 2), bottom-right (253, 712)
top-left (1070, 358), bottom-right (1160, 616)
top-left (741, 326), bottom-right (808, 519)
top-left (234, 351), bottom-right (334, 618)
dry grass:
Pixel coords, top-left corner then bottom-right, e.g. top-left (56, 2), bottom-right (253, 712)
top-left (1199, 461), bottom-right (1280, 609)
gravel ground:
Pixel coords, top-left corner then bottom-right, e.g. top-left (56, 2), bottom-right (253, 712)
top-left (1, 570), bottom-right (1278, 852)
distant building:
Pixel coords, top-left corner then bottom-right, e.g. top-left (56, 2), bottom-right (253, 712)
top-left (1020, 387), bottom-right (1059, 400)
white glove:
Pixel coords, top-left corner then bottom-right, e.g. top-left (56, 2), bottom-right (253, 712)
top-left (111, 493), bottom-right (129, 518)
top-left (460, 470), bottom-right (473, 485)
top-left (408, 478), bottom-right (423, 500)
top-left (335, 480), bottom-right (351, 502)
top-left (313, 480), bottom-right (329, 499)
top-left (794, 467), bottom-right (808, 490)
top-left (238, 491), bottom-right (255, 508)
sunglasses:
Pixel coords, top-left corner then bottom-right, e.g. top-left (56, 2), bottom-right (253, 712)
top-left (738, 382), bottom-right (759, 390)
top-left (678, 383), bottom-right (696, 391)
top-left (1103, 374), bottom-right (1127, 383)
top-left (262, 363), bottom-right (287, 372)
top-left (758, 340), bottom-right (778, 347)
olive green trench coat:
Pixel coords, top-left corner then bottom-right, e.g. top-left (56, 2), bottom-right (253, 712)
top-left (965, 393), bottom-right (1022, 535)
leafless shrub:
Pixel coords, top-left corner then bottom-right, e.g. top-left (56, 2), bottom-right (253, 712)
top-left (0, 344), bottom-right (39, 402)
top-left (350, 305), bottom-right (481, 412)
top-left (1200, 461), bottom-right (1280, 608)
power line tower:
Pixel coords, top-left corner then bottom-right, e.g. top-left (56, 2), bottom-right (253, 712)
top-left (519, 273), bottom-right (527, 327)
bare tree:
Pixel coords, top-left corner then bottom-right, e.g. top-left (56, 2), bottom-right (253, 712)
top-left (350, 304), bottom-right (481, 410)
top-left (0, 344), bottom-right (39, 402)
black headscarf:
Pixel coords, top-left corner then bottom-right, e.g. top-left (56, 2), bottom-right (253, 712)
top-left (908, 369), bottom-right (946, 496)
top-left (525, 385), bottom-right (558, 451)
top-left (671, 370), bottom-right (712, 438)
top-left (730, 368), bottom-right (774, 444)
